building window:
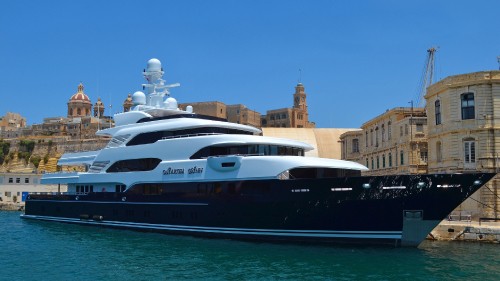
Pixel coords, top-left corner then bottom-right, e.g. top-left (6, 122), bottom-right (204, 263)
top-left (366, 158), bottom-right (369, 168)
top-left (382, 154), bottom-right (386, 168)
top-left (461, 93), bottom-right (475, 120)
top-left (8, 178), bottom-right (13, 183)
top-left (388, 153), bottom-right (392, 167)
top-left (365, 131), bottom-right (368, 147)
top-left (371, 157), bottom-right (374, 169)
top-left (400, 151), bottom-right (404, 165)
top-left (464, 140), bottom-right (476, 164)
top-left (16, 178), bottom-right (20, 184)
top-left (370, 129), bottom-right (374, 146)
top-left (381, 124), bottom-right (385, 143)
top-left (388, 121), bottom-right (392, 140)
top-left (400, 126), bottom-right (403, 137)
top-left (420, 151), bottom-right (428, 163)
top-left (436, 141), bottom-right (442, 162)
top-left (352, 139), bottom-right (359, 153)
top-left (375, 127), bottom-right (379, 147)
top-left (416, 124), bottom-right (423, 132)
top-left (435, 100), bottom-right (441, 125)
top-left (376, 156), bottom-right (380, 169)
top-left (405, 124), bottom-right (409, 135)
top-left (24, 178), bottom-right (29, 184)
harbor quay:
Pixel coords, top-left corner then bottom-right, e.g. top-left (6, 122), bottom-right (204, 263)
top-left (431, 220), bottom-right (500, 243)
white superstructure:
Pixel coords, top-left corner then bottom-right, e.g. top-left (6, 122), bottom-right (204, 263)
top-left (42, 58), bottom-right (367, 192)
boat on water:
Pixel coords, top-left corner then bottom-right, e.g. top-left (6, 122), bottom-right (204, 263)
top-left (22, 58), bottom-right (496, 247)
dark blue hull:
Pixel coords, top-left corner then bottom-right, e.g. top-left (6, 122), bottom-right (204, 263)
top-left (22, 173), bottom-right (495, 246)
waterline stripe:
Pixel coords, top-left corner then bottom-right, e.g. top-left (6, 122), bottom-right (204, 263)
top-left (21, 215), bottom-right (402, 239)
top-left (28, 200), bottom-right (208, 206)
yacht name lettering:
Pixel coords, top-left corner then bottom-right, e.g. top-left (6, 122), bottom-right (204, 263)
top-left (163, 166), bottom-right (204, 175)
top-left (163, 168), bottom-right (185, 175)
top-left (188, 166), bottom-right (203, 174)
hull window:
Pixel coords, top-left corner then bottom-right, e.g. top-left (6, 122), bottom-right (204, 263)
top-left (287, 168), bottom-right (360, 179)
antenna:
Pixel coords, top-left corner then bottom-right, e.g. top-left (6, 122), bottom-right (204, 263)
top-left (109, 103), bottom-right (112, 128)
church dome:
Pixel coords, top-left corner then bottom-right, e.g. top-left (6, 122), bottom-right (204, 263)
top-left (67, 83), bottom-right (92, 118)
top-left (69, 83), bottom-right (91, 103)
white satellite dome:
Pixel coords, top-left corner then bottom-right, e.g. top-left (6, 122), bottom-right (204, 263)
top-left (163, 97), bottom-right (178, 110)
top-left (132, 91), bottom-right (146, 105)
top-left (146, 58), bottom-right (162, 72)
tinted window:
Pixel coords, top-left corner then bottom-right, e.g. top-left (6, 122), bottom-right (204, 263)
top-left (190, 144), bottom-right (305, 159)
top-left (107, 158), bottom-right (161, 172)
top-left (288, 168), bottom-right (361, 178)
top-left (127, 127), bottom-right (254, 146)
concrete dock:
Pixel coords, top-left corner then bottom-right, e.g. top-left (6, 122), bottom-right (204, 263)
top-left (430, 220), bottom-right (500, 243)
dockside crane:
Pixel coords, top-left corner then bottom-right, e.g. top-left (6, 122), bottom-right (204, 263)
top-left (415, 47), bottom-right (438, 108)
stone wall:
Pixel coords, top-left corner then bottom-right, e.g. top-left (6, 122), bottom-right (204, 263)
top-left (0, 137), bottom-right (109, 173)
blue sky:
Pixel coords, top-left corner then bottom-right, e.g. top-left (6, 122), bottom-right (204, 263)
top-left (1, 0), bottom-right (499, 128)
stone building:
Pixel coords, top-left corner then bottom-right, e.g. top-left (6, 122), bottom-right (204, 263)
top-left (181, 101), bottom-right (227, 119)
top-left (261, 83), bottom-right (315, 128)
top-left (22, 83), bottom-right (114, 139)
top-left (178, 83), bottom-right (314, 128)
top-left (425, 70), bottom-right (500, 219)
top-left (0, 112), bottom-right (26, 139)
top-left (341, 70), bottom-right (500, 220)
top-left (179, 101), bottom-right (262, 127)
top-left (340, 107), bottom-right (428, 176)
top-left (226, 104), bottom-right (261, 127)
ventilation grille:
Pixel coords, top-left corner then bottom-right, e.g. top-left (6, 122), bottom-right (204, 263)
top-left (88, 161), bottom-right (110, 173)
top-left (106, 134), bottom-right (131, 148)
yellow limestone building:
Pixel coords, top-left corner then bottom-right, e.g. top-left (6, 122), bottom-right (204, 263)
top-left (425, 71), bottom-right (500, 219)
top-left (340, 107), bottom-right (429, 176)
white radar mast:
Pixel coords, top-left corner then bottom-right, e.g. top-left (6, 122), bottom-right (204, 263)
top-left (142, 58), bottom-right (180, 109)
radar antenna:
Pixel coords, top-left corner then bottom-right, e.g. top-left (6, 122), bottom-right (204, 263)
top-left (141, 58), bottom-right (180, 108)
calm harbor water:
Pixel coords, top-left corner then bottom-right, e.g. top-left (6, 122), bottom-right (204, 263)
top-left (0, 211), bottom-right (498, 281)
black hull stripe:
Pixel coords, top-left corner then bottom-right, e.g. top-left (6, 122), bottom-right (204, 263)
top-left (21, 215), bottom-right (402, 239)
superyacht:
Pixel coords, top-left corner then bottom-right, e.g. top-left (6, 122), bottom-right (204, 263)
top-left (22, 58), bottom-right (495, 247)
